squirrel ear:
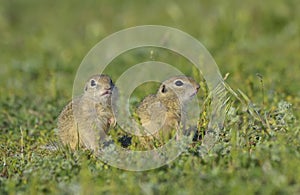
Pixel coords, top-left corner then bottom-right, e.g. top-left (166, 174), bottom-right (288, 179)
top-left (90, 79), bottom-right (97, 87)
top-left (161, 84), bottom-right (167, 93)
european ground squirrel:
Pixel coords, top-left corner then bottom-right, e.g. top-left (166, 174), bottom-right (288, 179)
top-left (57, 74), bottom-right (116, 151)
top-left (136, 76), bottom-right (200, 147)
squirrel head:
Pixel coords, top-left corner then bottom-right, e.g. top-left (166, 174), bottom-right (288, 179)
top-left (84, 74), bottom-right (115, 103)
top-left (158, 76), bottom-right (200, 102)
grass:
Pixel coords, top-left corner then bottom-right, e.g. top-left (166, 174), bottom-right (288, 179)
top-left (1, 0), bottom-right (300, 194)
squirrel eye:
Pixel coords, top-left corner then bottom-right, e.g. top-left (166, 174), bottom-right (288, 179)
top-left (90, 79), bottom-right (97, 87)
top-left (175, 80), bottom-right (183, 86)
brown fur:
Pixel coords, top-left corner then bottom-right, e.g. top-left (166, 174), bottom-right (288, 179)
top-left (57, 74), bottom-right (115, 151)
top-left (136, 76), bottom-right (200, 148)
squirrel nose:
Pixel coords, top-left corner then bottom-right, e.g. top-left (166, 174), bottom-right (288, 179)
top-left (196, 84), bottom-right (200, 91)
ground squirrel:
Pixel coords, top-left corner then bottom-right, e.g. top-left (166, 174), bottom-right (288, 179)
top-left (57, 74), bottom-right (116, 151)
top-left (136, 76), bottom-right (200, 147)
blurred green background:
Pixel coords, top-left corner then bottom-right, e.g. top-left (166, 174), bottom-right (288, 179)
top-left (0, 0), bottom-right (299, 194)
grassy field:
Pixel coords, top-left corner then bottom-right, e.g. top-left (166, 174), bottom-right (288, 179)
top-left (1, 0), bottom-right (300, 194)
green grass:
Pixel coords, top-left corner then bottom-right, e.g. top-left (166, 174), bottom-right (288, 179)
top-left (1, 0), bottom-right (300, 194)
